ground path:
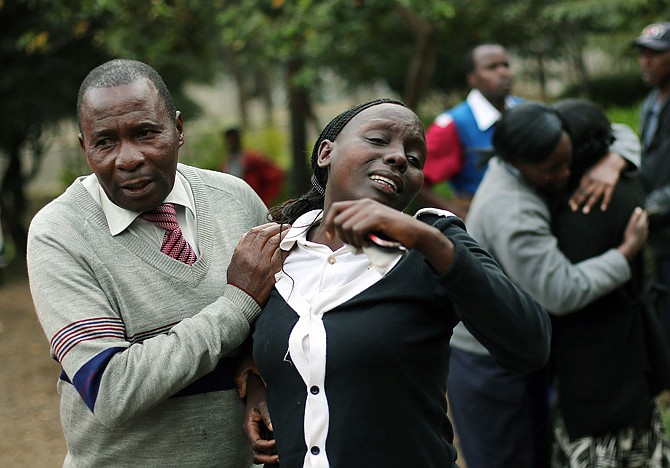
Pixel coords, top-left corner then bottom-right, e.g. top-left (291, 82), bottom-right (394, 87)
top-left (0, 262), bottom-right (65, 467)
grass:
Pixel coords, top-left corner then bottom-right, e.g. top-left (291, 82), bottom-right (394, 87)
top-left (659, 391), bottom-right (670, 436)
top-left (606, 102), bottom-right (643, 134)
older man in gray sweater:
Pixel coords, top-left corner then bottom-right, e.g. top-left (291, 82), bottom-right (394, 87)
top-left (27, 59), bottom-right (285, 467)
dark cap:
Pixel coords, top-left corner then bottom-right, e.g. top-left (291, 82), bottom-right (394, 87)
top-left (634, 22), bottom-right (670, 51)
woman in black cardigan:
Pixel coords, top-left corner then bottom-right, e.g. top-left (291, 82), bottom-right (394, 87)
top-left (246, 98), bottom-right (551, 468)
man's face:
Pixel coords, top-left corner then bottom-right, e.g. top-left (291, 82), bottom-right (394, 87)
top-left (78, 78), bottom-right (184, 213)
top-left (468, 45), bottom-right (514, 103)
top-left (639, 47), bottom-right (670, 89)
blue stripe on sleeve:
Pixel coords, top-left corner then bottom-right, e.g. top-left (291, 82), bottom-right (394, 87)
top-left (68, 349), bottom-right (241, 410)
top-left (171, 355), bottom-right (241, 398)
top-left (72, 347), bottom-right (125, 412)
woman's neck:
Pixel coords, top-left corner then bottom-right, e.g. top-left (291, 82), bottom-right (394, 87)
top-left (308, 224), bottom-right (344, 251)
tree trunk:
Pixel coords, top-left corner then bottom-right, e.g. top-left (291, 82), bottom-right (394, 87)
top-left (225, 48), bottom-right (250, 129)
top-left (536, 51), bottom-right (548, 102)
top-left (258, 63), bottom-right (275, 126)
top-left (394, 4), bottom-right (438, 108)
top-left (565, 34), bottom-right (591, 99)
top-left (1, 142), bottom-right (28, 257)
top-left (286, 58), bottom-right (311, 198)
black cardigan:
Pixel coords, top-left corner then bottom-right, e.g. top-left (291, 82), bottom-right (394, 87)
top-left (550, 175), bottom-right (670, 439)
top-left (253, 214), bottom-right (550, 467)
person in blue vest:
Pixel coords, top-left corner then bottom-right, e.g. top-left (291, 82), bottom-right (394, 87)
top-left (419, 43), bottom-right (521, 218)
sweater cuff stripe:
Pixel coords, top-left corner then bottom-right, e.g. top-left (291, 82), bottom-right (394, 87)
top-left (72, 346), bottom-right (126, 412)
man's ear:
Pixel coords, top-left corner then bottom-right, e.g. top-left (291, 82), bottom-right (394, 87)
top-left (175, 111), bottom-right (184, 147)
top-left (78, 133), bottom-right (93, 168)
top-left (465, 72), bottom-right (475, 90)
top-left (317, 140), bottom-right (334, 168)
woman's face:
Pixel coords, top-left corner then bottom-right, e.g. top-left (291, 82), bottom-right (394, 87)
top-left (512, 131), bottom-right (573, 195)
top-left (317, 104), bottom-right (426, 211)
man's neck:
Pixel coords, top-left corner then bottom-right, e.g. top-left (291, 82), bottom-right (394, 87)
top-left (483, 95), bottom-right (506, 113)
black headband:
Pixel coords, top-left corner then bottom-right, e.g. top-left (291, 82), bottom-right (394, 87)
top-left (310, 98), bottom-right (406, 193)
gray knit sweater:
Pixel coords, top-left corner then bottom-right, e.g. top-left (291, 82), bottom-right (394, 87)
top-left (27, 164), bottom-right (267, 467)
top-left (451, 124), bottom-right (640, 355)
top-left (451, 156), bottom-right (631, 355)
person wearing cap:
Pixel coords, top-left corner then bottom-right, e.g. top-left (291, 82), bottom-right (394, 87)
top-left (244, 98), bottom-right (551, 467)
top-left (633, 22), bottom-right (670, 345)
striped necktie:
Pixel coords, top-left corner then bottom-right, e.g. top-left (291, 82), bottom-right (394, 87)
top-left (140, 203), bottom-right (197, 265)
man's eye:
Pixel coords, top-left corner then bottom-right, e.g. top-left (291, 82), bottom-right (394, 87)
top-left (137, 129), bottom-right (155, 138)
top-left (367, 137), bottom-right (387, 145)
top-left (95, 138), bottom-right (113, 148)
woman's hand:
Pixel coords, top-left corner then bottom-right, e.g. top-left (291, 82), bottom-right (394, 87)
top-left (320, 199), bottom-right (416, 249)
top-left (617, 207), bottom-right (649, 262)
top-left (569, 152), bottom-right (626, 213)
top-left (243, 374), bottom-right (278, 465)
top-left (321, 199), bottom-right (455, 273)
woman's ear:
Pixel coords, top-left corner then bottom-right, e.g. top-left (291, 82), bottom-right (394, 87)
top-left (317, 140), bottom-right (334, 168)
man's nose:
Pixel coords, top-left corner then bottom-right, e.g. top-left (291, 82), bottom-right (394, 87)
top-left (640, 49), bottom-right (654, 65)
top-left (497, 64), bottom-right (512, 76)
top-left (115, 141), bottom-right (145, 170)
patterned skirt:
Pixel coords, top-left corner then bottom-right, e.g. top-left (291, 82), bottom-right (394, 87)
top-left (552, 406), bottom-right (670, 467)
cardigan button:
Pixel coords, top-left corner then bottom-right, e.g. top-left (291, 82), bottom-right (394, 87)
top-left (327, 256), bottom-right (336, 264)
top-left (310, 386), bottom-right (319, 395)
top-left (311, 446), bottom-right (320, 455)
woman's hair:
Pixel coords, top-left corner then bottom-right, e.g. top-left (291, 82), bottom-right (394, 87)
top-left (269, 98), bottom-right (406, 224)
top-left (552, 99), bottom-right (614, 186)
top-left (493, 101), bottom-right (565, 165)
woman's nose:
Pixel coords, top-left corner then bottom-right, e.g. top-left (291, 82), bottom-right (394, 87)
top-left (383, 147), bottom-right (408, 172)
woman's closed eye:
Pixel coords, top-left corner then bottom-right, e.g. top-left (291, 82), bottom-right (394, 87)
top-left (366, 136), bottom-right (388, 146)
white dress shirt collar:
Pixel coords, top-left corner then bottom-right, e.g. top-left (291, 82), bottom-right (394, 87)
top-left (466, 88), bottom-right (517, 131)
top-left (81, 172), bottom-right (196, 236)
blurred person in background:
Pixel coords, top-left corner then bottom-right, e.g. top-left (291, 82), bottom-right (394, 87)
top-left (418, 43), bottom-right (521, 218)
top-left (634, 22), bottom-right (670, 346)
top-left (220, 127), bottom-right (285, 206)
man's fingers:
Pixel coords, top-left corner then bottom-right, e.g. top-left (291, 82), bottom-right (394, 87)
top-left (238, 223), bottom-right (287, 249)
